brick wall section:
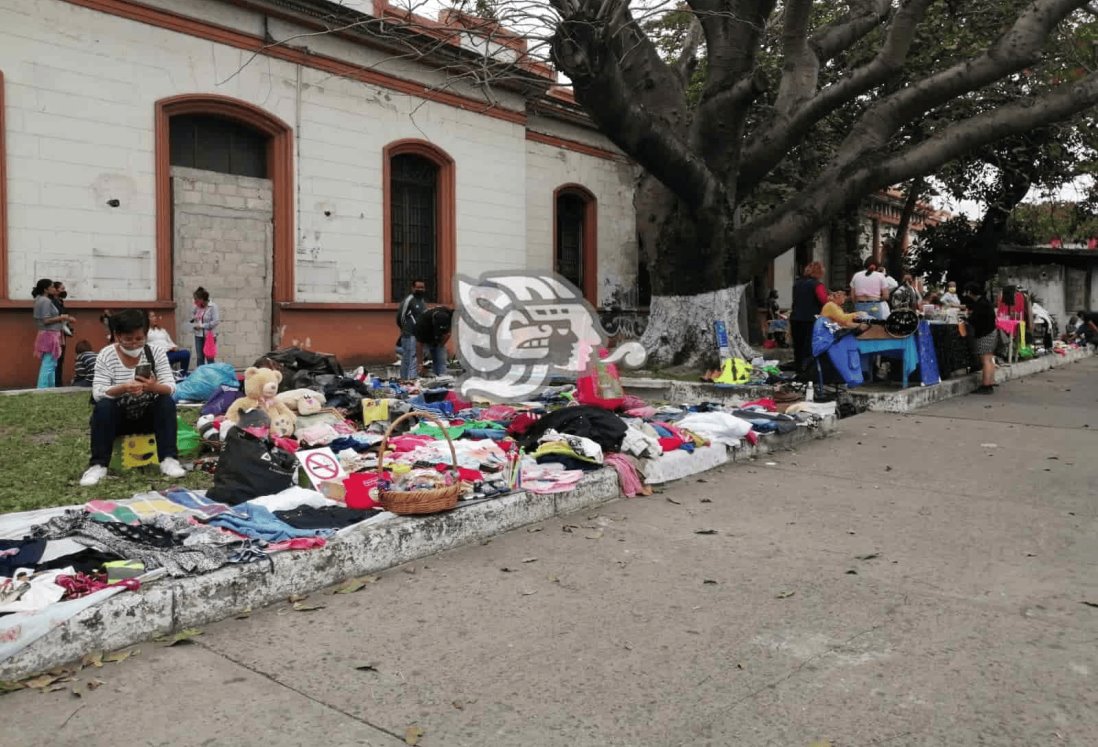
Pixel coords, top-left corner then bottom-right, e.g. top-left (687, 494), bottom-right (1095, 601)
top-left (172, 166), bottom-right (273, 367)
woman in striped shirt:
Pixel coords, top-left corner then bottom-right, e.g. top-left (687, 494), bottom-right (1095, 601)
top-left (80, 309), bottom-right (186, 487)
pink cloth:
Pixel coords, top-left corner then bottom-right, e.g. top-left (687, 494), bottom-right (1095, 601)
top-left (624, 406), bottom-right (658, 419)
top-left (741, 398), bottom-right (777, 411)
top-left (850, 270), bottom-right (890, 299)
top-left (34, 330), bottom-right (62, 360)
top-left (267, 537), bottom-right (328, 552)
top-left (387, 435), bottom-right (435, 453)
top-left (482, 405), bottom-right (517, 423)
top-left (604, 453), bottom-right (647, 498)
top-left (996, 318), bottom-right (1022, 336)
top-left (521, 466), bottom-right (584, 495)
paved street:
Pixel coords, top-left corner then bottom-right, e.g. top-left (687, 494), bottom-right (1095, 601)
top-left (5, 358), bottom-right (1097, 746)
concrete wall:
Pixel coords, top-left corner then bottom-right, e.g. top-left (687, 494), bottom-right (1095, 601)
top-left (999, 264), bottom-right (1068, 327)
top-left (0, 0), bottom-right (638, 385)
top-left (172, 167), bottom-right (273, 366)
top-left (525, 116), bottom-right (638, 307)
top-left (772, 249), bottom-right (796, 308)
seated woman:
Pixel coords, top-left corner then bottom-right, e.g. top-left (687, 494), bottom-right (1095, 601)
top-left (79, 309), bottom-right (185, 487)
top-left (148, 310), bottom-right (191, 375)
top-left (821, 288), bottom-right (871, 333)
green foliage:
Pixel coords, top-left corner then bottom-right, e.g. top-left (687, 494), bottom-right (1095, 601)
top-left (1006, 201), bottom-right (1098, 244)
top-left (910, 217), bottom-right (978, 287)
top-left (0, 393), bottom-right (211, 514)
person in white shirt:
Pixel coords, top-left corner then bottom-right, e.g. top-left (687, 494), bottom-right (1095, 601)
top-left (148, 310), bottom-right (191, 374)
top-left (940, 282), bottom-right (961, 307)
top-left (79, 309), bottom-right (185, 487)
top-left (849, 258), bottom-right (892, 319)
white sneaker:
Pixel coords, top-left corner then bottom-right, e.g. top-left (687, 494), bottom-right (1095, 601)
top-left (80, 465), bottom-right (108, 487)
top-left (160, 458), bottom-right (186, 479)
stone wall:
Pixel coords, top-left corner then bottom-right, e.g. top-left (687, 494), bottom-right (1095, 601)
top-left (172, 166), bottom-right (273, 367)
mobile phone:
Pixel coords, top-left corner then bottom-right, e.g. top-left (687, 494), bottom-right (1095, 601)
top-left (135, 364), bottom-right (153, 379)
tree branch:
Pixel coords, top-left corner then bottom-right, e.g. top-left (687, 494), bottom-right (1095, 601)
top-left (739, 71), bottom-right (1098, 259)
top-left (811, 0), bottom-right (891, 61)
top-left (739, 0), bottom-right (934, 197)
top-left (674, 16), bottom-right (706, 83)
top-left (772, 0), bottom-right (817, 116)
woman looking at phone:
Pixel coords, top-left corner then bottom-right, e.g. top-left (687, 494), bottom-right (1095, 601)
top-left (79, 309), bottom-right (185, 487)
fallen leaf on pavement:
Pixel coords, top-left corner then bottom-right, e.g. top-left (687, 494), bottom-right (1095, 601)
top-left (700, 498), bottom-right (712, 503)
top-left (703, 579), bottom-right (718, 585)
top-left (81, 652), bottom-right (103, 669)
top-left (46, 685), bottom-right (68, 693)
top-left (521, 590), bottom-right (538, 596)
top-left (0, 680), bottom-right (24, 694)
top-left (333, 576), bottom-right (378, 594)
top-left (561, 524), bottom-right (579, 533)
top-left (666, 497), bottom-right (682, 505)
top-left (855, 553), bottom-right (880, 561)
top-left (70, 687), bottom-right (82, 698)
top-left (87, 679), bottom-right (105, 690)
top-left (776, 590), bottom-right (796, 599)
top-left (694, 529), bottom-right (718, 535)
top-left (21, 674), bottom-right (58, 690)
top-left (522, 557), bottom-right (538, 563)
top-left (292, 601), bottom-right (326, 612)
top-left (402, 567), bottom-right (417, 575)
top-left (547, 575), bottom-right (560, 583)
top-left (405, 726), bottom-right (424, 745)
top-left (526, 526), bottom-right (543, 533)
top-left (354, 664), bottom-right (379, 672)
top-left (1082, 601), bottom-right (1098, 608)
top-left (846, 570), bottom-right (858, 575)
top-left (103, 649), bottom-right (137, 664)
top-left (155, 628), bottom-right (203, 646)
top-left (585, 530), bottom-right (604, 540)
top-left (884, 465), bottom-right (892, 472)
top-left (452, 700), bottom-right (464, 710)
top-left (235, 608), bottom-right (252, 620)
top-left (288, 593), bottom-right (309, 603)
top-left (500, 567), bottom-right (515, 573)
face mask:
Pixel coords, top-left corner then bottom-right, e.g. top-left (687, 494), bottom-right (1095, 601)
top-left (119, 345), bottom-right (144, 358)
top-left (413, 290), bottom-right (425, 298)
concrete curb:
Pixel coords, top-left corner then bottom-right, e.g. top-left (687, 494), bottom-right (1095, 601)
top-left (847, 347), bottom-right (1094, 413)
top-left (0, 418), bottom-right (836, 679)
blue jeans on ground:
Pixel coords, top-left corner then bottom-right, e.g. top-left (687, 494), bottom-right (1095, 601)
top-left (194, 336), bottom-right (214, 366)
top-left (37, 354), bottom-right (57, 389)
top-left (89, 394), bottom-right (178, 467)
top-left (167, 349), bottom-right (191, 373)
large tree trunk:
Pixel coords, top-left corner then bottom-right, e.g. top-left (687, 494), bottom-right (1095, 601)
top-left (632, 190), bottom-right (756, 369)
top-left (639, 285), bottom-right (756, 370)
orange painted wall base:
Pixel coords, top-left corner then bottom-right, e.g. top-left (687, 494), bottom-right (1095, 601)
top-left (0, 307), bottom-right (408, 389)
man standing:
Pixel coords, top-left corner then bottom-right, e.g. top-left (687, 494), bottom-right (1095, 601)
top-left (414, 306), bottom-right (453, 378)
top-left (1077, 309), bottom-right (1098, 346)
top-left (396, 278), bottom-right (429, 380)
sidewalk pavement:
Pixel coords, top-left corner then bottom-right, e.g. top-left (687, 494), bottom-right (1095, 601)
top-left (4, 359), bottom-right (1097, 746)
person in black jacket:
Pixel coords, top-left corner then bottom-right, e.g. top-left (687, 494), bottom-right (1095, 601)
top-left (414, 307), bottom-right (453, 377)
top-left (789, 261), bottom-right (828, 371)
top-left (963, 282), bottom-right (997, 395)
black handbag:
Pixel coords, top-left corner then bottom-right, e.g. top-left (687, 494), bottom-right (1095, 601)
top-left (206, 428), bottom-right (295, 505)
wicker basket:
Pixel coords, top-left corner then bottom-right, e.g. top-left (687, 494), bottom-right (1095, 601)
top-left (376, 411), bottom-right (462, 515)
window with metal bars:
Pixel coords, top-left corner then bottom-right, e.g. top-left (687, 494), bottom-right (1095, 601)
top-left (169, 114), bottom-right (267, 178)
top-left (390, 154), bottom-right (439, 302)
top-left (556, 192), bottom-right (585, 289)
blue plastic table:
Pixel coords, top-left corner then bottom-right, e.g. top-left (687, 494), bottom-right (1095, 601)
top-left (855, 320), bottom-right (941, 388)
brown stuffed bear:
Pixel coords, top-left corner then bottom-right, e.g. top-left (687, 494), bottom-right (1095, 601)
top-left (225, 367), bottom-right (297, 438)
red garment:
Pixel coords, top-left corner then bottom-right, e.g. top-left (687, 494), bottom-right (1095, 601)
top-left (446, 391), bottom-right (472, 412)
top-left (387, 435), bottom-right (434, 452)
top-left (814, 284), bottom-right (829, 306)
top-left (344, 472), bottom-right (387, 509)
top-left (272, 436), bottom-right (299, 453)
top-left (507, 413), bottom-right (540, 435)
top-left (657, 436), bottom-right (685, 452)
top-left (482, 405), bottom-right (518, 423)
top-left (437, 464), bottom-right (483, 483)
top-left (741, 398), bottom-right (777, 411)
top-left (267, 536), bottom-right (328, 552)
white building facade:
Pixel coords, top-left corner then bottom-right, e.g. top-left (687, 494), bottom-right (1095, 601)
top-left (0, 0), bottom-right (639, 385)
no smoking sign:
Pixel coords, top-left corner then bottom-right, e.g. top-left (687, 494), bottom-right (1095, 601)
top-left (297, 447), bottom-right (347, 489)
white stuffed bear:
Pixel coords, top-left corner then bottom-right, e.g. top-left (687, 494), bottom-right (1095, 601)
top-left (276, 388), bottom-right (327, 416)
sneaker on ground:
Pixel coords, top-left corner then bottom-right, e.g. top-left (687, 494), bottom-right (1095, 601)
top-left (160, 457), bottom-right (186, 478)
top-left (79, 465), bottom-right (108, 487)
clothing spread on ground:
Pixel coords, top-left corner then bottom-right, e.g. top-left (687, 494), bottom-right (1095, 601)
top-left (1, 364), bottom-right (839, 648)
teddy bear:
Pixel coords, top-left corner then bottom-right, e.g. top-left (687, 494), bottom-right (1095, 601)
top-left (276, 388), bottom-right (327, 416)
top-left (225, 367), bottom-right (297, 438)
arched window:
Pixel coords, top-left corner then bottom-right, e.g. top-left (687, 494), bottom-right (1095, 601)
top-left (383, 140), bottom-right (455, 304)
top-left (155, 95), bottom-right (294, 303)
top-left (169, 114), bottom-right (267, 178)
top-left (553, 185), bottom-right (598, 304)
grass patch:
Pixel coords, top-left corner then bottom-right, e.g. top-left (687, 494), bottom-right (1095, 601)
top-left (0, 392), bottom-right (211, 514)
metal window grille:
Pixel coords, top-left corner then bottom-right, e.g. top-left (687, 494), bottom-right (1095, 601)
top-left (169, 115), bottom-right (267, 178)
top-left (390, 154), bottom-right (439, 301)
top-left (556, 193), bottom-right (585, 289)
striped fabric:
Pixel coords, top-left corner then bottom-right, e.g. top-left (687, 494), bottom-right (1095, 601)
top-left (92, 345), bottom-right (176, 402)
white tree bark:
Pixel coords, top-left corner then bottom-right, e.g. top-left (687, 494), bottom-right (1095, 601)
top-left (638, 285), bottom-right (756, 370)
